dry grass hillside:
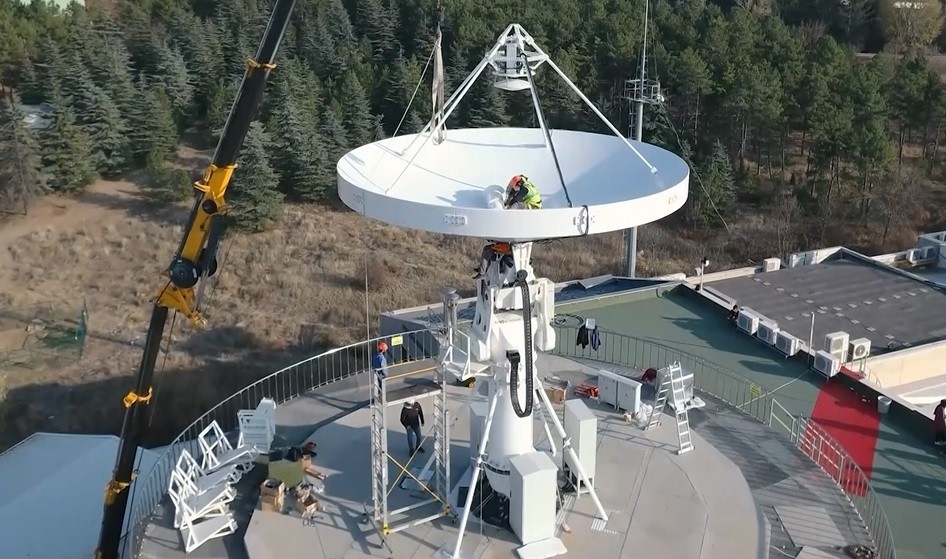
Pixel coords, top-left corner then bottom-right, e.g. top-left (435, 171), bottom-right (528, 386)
top-left (0, 145), bottom-right (716, 448)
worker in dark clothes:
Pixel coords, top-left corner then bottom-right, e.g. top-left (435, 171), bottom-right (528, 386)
top-left (934, 399), bottom-right (946, 446)
top-left (474, 241), bottom-right (512, 280)
top-left (400, 400), bottom-right (426, 455)
top-left (727, 304), bottom-right (739, 325)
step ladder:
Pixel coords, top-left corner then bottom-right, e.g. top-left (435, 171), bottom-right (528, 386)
top-left (669, 366), bottom-right (694, 455)
top-left (432, 377), bottom-right (450, 513)
top-left (369, 380), bottom-right (388, 522)
top-left (645, 363), bottom-right (695, 455)
top-left (645, 371), bottom-right (671, 430)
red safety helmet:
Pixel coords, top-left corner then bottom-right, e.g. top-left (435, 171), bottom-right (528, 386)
top-left (508, 174), bottom-right (526, 189)
top-left (377, 341), bottom-right (388, 352)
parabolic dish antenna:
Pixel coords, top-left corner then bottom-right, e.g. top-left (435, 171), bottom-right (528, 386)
top-left (337, 24), bottom-right (689, 241)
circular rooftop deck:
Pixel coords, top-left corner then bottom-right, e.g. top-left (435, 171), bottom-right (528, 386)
top-left (136, 350), bottom-right (875, 559)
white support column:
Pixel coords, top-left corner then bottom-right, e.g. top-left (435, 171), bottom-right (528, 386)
top-left (450, 389), bottom-right (501, 559)
top-left (532, 370), bottom-right (609, 522)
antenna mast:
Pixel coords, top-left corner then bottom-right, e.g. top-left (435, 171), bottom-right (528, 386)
top-left (622, 0), bottom-right (661, 278)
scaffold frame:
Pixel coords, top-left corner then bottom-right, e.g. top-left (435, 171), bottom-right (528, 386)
top-left (368, 362), bottom-right (453, 537)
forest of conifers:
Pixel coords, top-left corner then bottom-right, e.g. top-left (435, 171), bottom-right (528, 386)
top-left (1, 0), bottom-right (946, 250)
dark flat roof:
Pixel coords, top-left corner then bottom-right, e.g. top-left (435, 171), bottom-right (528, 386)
top-left (708, 257), bottom-right (946, 355)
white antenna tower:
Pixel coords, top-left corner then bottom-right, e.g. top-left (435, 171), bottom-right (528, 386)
top-left (337, 22), bottom-right (689, 559)
top-left (621, 0), bottom-right (663, 278)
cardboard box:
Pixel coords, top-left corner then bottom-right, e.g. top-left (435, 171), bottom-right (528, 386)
top-left (544, 386), bottom-right (565, 404)
top-left (294, 492), bottom-right (319, 515)
top-left (260, 478), bottom-right (285, 498)
top-left (259, 491), bottom-right (284, 513)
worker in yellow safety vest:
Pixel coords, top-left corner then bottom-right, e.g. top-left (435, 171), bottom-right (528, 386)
top-left (504, 174), bottom-right (542, 209)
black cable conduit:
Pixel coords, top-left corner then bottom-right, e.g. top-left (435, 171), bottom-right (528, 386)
top-left (509, 269), bottom-right (534, 418)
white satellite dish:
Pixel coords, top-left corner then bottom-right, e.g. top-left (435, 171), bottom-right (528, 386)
top-left (336, 24), bottom-right (689, 241)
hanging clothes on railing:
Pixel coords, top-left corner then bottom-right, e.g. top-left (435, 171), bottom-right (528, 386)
top-left (577, 324), bottom-right (589, 348)
top-left (590, 327), bottom-right (601, 351)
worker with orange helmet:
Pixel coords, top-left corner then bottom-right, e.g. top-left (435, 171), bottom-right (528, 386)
top-left (504, 174), bottom-right (542, 209)
top-left (373, 341), bottom-right (389, 391)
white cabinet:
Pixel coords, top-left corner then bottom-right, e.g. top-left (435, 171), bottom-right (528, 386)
top-left (596, 369), bottom-right (641, 414)
top-left (509, 451), bottom-right (557, 545)
top-left (563, 398), bottom-right (597, 483)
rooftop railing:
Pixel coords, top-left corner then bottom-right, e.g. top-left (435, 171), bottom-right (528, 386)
top-left (125, 328), bottom-right (439, 558)
top-left (550, 321), bottom-right (895, 559)
top-left (125, 320), bottom-right (894, 559)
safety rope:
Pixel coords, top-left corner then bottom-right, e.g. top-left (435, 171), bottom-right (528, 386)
top-left (394, 48), bottom-right (435, 139)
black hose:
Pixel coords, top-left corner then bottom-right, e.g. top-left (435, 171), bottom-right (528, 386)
top-left (509, 269), bottom-right (534, 418)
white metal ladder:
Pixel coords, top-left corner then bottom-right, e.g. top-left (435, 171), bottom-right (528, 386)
top-left (669, 367), bottom-right (694, 455)
top-left (646, 371), bottom-right (671, 430)
top-left (432, 377), bottom-right (450, 513)
top-left (369, 379), bottom-right (388, 523)
top-left (645, 363), bottom-right (695, 455)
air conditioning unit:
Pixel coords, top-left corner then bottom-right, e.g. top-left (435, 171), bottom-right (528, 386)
top-left (919, 246), bottom-right (936, 260)
top-left (756, 321), bottom-right (779, 345)
top-left (814, 350), bottom-right (840, 378)
top-left (824, 331), bottom-right (849, 353)
top-left (787, 253), bottom-right (803, 268)
top-left (848, 338), bottom-right (871, 361)
top-left (736, 309), bottom-right (760, 335)
top-left (775, 331), bottom-right (800, 356)
top-left (762, 258), bottom-right (781, 273)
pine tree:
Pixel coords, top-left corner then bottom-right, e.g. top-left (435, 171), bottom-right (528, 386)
top-left (167, 10), bottom-right (222, 116)
top-left (320, 104), bottom-right (351, 168)
top-left (228, 121), bottom-right (283, 232)
top-left (0, 91), bottom-right (47, 210)
top-left (465, 79), bottom-right (509, 128)
top-left (39, 89), bottom-right (97, 192)
top-left (267, 78), bottom-right (331, 202)
top-left (127, 84), bottom-right (178, 166)
top-left (89, 38), bottom-right (140, 119)
top-left (207, 76), bottom-right (241, 142)
top-left (60, 51), bottom-right (130, 175)
top-left (690, 139), bottom-right (736, 227)
top-left (339, 71), bottom-right (374, 147)
top-left (17, 60), bottom-right (45, 105)
top-left (152, 43), bottom-right (195, 129)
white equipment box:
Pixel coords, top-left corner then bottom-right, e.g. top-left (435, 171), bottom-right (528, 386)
top-left (509, 451), bottom-right (557, 546)
top-left (563, 398), bottom-right (597, 484)
top-left (596, 369), bottom-right (641, 414)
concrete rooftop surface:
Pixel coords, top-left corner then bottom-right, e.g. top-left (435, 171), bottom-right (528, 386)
top-left (139, 354), bottom-right (873, 559)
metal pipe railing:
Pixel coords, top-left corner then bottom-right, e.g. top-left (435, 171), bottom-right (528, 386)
top-left (549, 323), bottom-right (896, 559)
top-left (126, 328), bottom-right (440, 557)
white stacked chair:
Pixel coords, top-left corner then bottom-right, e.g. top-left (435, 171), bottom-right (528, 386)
top-left (198, 420), bottom-right (259, 475)
top-left (167, 468), bottom-right (236, 529)
top-left (180, 513), bottom-right (238, 553)
top-left (237, 397), bottom-right (277, 452)
top-left (173, 448), bottom-right (242, 496)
